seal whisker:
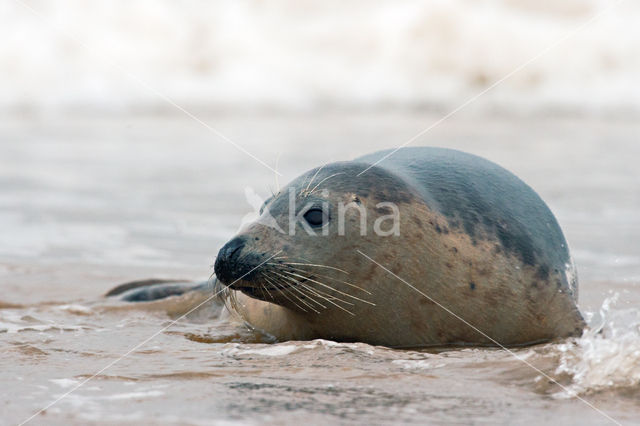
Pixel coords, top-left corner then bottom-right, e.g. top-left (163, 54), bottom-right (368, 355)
top-left (258, 285), bottom-right (268, 301)
top-left (272, 273), bottom-right (328, 310)
top-left (291, 288), bottom-right (327, 312)
top-left (269, 271), bottom-right (327, 310)
top-left (274, 268), bottom-right (355, 306)
top-left (301, 162), bottom-right (329, 197)
top-left (278, 270), bottom-right (369, 311)
top-left (264, 272), bottom-right (324, 313)
top-left (296, 282), bottom-right (356, 316)
top-left (285, 266), bottom-right (371, 295)
top-left (287, 284), bottom-right (328, 310)
top-left (280, 270), bottom-right (376, 306)
top-left (258, 274), bottom-right (275, 301)
top-left (262, 274), bottom-right (311, 313)
top-left (296, 285), bottom-right (355, 316)
top-left (225, 285), bottom-right (241, 317)
top-left (269, 260), bottom-right (350, 275)
top-left (307, 172), bottom-right (345, 195)
top-left (289, 256), bottom-right (353, 276)
top-left (283, 273), bottom-right (357, 307)
top-left (296, 282), bottom-right (355, 307)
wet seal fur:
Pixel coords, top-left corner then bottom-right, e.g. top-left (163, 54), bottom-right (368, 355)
top-left (111, 147), bottom-right (585, 348)
top-left (207, 147), bottom-right (585, 348)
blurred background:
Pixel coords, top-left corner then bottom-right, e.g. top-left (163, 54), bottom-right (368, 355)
top-left (1, 0), bottom-right (639, 117)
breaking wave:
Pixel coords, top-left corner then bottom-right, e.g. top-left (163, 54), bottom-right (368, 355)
top-left (554, 294), bottom-right (640, 397)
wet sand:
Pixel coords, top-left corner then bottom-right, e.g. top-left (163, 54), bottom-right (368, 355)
top-left (1, 113), bottom-right (639, 425)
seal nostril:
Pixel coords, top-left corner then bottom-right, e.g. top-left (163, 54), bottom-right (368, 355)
top-left (228, 244), bottom-right (242, 261)
top-left (222, 236), bottom-right (246, 260)
top-left (214, 236), bottom-right (247, 284)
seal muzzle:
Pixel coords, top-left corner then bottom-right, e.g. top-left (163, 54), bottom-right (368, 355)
top-left (214, 236), bottom-right (248, 284)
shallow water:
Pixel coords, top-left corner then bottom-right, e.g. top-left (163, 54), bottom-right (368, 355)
top-left (1, 113), bottom-right (639, 425)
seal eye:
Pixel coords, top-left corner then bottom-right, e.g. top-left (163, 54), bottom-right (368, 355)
top-left (303, 208), bottom-right (325, 227)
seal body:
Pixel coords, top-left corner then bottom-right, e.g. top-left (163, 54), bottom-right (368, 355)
top-left (211, 147), bottom-right (584, 347)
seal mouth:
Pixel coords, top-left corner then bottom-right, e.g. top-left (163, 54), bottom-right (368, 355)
top-left (225, 264), bottom-right (375, 316)
top-left (234, 286), bottom-right (261, 297)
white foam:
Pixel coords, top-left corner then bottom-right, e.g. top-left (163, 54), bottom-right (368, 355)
top-left (50, 378), bottom-right (80, 388)
top-left (391, 359), bottom-right (445, 370)
top-left (554, 294), bottom-right (640, 397)
top-left (237, 344), bottom-right (298, 357)
top-left (101, 390), bottom-right (165, 400)
top-left (57, 304), bottom-right (93, 315)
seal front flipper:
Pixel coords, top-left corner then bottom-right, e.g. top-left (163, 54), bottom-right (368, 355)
top-left (105, 278), bottom-right (213, 302)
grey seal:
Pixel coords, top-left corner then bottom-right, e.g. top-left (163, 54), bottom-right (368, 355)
top-left (112, 147), bottom-right (585, 348)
